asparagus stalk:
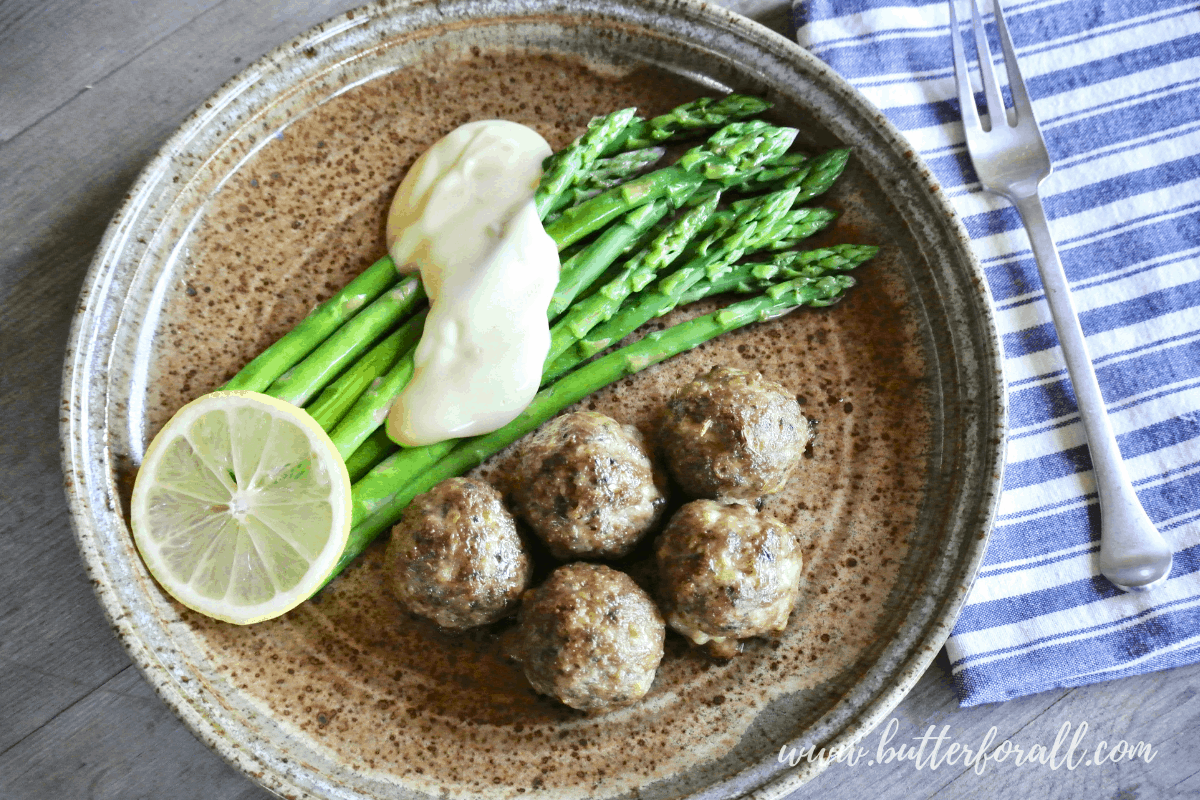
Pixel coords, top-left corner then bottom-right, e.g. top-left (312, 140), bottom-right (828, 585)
top-left (535, 108), bottom-right (638, 219)
top-left (730, 152), bottom-right (810, 192)
top-left (545, 147), bottom-right (667, 219)
top-left (563, 187), bottom-right (805, 362)
top-left (344, 244), bottom-right (875, 516)
top-left (332, 272), bottom-right (856, 578)
top-left (724, 148), bottom-right (850, 210)
top-left (547, 134), bottom-right (811, 316)
top-left (548, 198), bottom-right (674, 319)
top-left (219, 98), bottom-right (859, 498)
top-left (328, 350), bottom-right (416, 460)
top-left (350, 439), bottom-right (458, 522)
top-left (575, 147), bottom-right (666, 191)
top-left (544, 122), bottom-right (797, 249)
top-left (772, 207), bottom-right (839, 244)
top-left (343, 243), bottom-right (877, 487)
top-left (544, 191), bottom-right (721, 367)
top-left (222, 255), bottom-right (398, 392)
top-left (539, 211), bottom-right (839, 384)
top-left (600, 94), bottom-right (774, 156)
top-left (675, 244), bottom-right (880, 304)
top-left (790, 148), bottom-right (852, 204)
top-left (220, 114), bottom-right (643, 394)
top-left (345, 428), bottom-right (401, 483)
top-left (304, 309), bottom-right (427, 431)
top-left (265, 275), bottom-right (425, 406)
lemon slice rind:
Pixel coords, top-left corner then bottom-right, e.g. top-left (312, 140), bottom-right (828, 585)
top-left (130, 390), bottom-right (352, 625)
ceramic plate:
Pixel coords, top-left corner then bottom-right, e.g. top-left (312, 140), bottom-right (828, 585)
top-left (62, 1), bottom-right (1006, 798)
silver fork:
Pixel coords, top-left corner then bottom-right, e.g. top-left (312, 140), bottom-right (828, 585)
top-left (949, 0), bottom-right (1173, 591)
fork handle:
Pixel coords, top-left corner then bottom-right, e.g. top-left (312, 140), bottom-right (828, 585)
top-left (1011, 190), bottom-right (1172, 589)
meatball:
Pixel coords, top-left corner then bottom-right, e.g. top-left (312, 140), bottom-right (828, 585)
top-left (659, 366), bottom-right (806, 503)
top-left (655, 500), bottom-right (803, 658)
top-left (508, 411), bottom-right (666, 560)
top-left (514, 563), bottom-right (665, 713)
top-left (385, 477), bottom-right (533, 630)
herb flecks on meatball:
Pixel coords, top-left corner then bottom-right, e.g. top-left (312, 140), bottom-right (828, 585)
top-left (509, 411), bottom-right (666, 560)
top-left (655, 500), bottom-right (803, 658)
top-left (659, 365), bottom-right (806, 503)
top-left (385, 477), bottom-right (533, 630)
top-left (514, 563), bottom-right (665, 713)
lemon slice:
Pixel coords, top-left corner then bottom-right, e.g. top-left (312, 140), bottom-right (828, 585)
top-left (130, 390), bottom-right (352, 624)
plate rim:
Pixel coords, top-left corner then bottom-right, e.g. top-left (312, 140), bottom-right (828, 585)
top-left (60, 1), bottom-right (1008, 798)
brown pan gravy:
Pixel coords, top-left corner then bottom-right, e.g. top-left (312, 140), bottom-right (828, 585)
top-left (143, 49), bottom-right (930, 799)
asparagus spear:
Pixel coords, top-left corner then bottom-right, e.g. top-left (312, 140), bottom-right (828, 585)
top-left (220, 99), bottom-right (860, 499)
top-left (575, 147), bottom-right (666, 191)
top-left (723, 149), bottom-right (850, 214)
top-left (791, 148), bottom-right (852, 204)
top-left (350, 439), bottom-right (458, 522)
top-left (544, 121), bottom-right (797, 249)
top-left (344, 243), bottom-right (875, 514)
top-left (600, 94), bottom-right (774, 155)
top-left (304, 309), bottom-right (427, 430)
top-left (265, 275), bottom-right (425, 406)
top-left (328, 349), bottom-right (416, 460)
top-left (564, 186), bottom-right (805, 362)
top-left (221, 114), bottom-right (640, 394)
top-left (329, 191), bottom-right (833, 460)
top-left (345, 243), bottom-right (877, 487)
top-left (757, 208), bottom-right (840, 251)
top-left (322, 198), bottom-right (676, 461)
top-left (676, 244), bottom-right (879, 304)
top-left (544, 191), bottom-right (721, 367)
top-left (547, 135), bottom-right (816, 316)
top-left (222, 255), bottom-right (398, 392)
top-left (332, 271), bottom-right (856, 578)
top-left (548, 198), bottom-right (674, 319)
top-left (535, 108), bottom-right (638, 219)
top-left (538, 209), bottom-right (840, 384)
top-left (730, 152), bottom-right (811, 192)
top-left (544, 147), bottom-right (667, 219)
top-left (344, 428), bottom-right (399, 483)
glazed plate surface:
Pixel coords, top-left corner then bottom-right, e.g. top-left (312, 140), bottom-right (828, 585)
top-left (61, 2), bottom-right (1006, 798)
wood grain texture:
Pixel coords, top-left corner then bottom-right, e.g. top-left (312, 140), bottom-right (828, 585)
top-left (0, 0), bottom-right (1196, 798)
top-left (0, 0), bottom-right (219, 143)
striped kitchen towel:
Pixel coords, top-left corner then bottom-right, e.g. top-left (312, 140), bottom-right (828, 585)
top-left (793, 0), bottom-right (1200, 706)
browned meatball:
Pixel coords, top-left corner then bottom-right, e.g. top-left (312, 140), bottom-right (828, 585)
top-left (514, 563), bottom-right (665, 713)
top-left (508, 411), bottom-right (666, 560)
top-left (659, 366), bottom-right (806, 503)
top-left (655, 500), bottom-right (803, 658)
top-left (385, 477), bottom-right (533, 630)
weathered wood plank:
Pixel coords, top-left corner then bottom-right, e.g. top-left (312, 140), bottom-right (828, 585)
top-left (0, 223), bottom-right (135, 753)
top-left (0, 666), bottom-right (274, 800)
top-left (0, 0), bottom-right (220, 143)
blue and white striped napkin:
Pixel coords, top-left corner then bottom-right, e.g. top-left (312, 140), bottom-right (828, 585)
top-left (792, 0), bottom-right (1200, 706)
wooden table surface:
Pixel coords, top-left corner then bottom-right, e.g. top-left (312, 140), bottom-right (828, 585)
top-left (2, 1), bottom-right (1198, 798)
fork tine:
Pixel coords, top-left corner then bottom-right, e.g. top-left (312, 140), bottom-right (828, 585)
top-left (949, 1), bottom-right (982, 133)
top-left (970, 0), bottom-right (1008, 130)
top-left (992, 0), bottom-right (1034, 125)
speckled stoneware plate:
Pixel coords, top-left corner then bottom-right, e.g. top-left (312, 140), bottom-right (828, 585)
top-left (62, 1), bottom-right (1006, 798)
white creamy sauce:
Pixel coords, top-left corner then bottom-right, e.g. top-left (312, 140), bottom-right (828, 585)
top-left (384, 120), bottom-right (559, 447)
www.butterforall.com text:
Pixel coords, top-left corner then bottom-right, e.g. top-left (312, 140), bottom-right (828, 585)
top-left (779, 718), bottom-right (1157, 774)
